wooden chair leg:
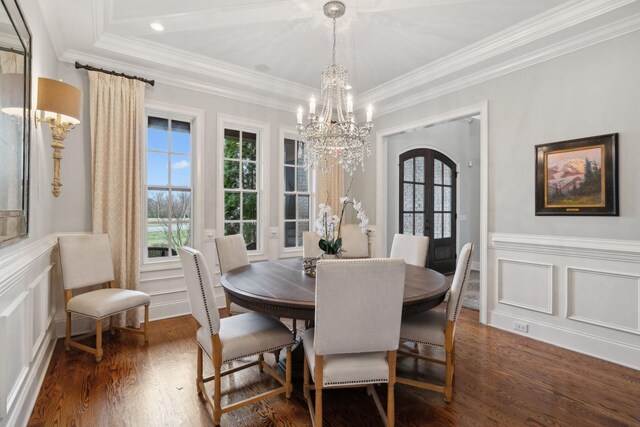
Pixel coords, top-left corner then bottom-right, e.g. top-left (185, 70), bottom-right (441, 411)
top-left (258, 353), bottom-right (265, 372)
top-left (110, 315), bottom-right (116, 335)
top-left (95, 319), bottom-right (103, 362)
top-left (315, 356), bottom-right (324, 427)
top-left (444, 347), bottom-right (454, 402)
top-left (196, 346), bottom-right (204, 397)
top-left (272, 349), bottom-right (280, 366)
top-left (65, 312), bottom-right (71, 351)
top-left (387, 351), bottom-right (397, 427)
top-left (213, 362), bottom-right (222, 425)
top-left (224, 293), bottom-right (232, 317)
top-left (285, 346), bottom-right (292, 398)
top-left (144, 304), bottom-right (150, 344)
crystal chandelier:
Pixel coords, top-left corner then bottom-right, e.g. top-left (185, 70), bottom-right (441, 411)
top-left (296, 1), bottom-right (373, 174)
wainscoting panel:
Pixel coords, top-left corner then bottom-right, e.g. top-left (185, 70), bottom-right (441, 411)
top-left (0, 235), bottom-right (58, 427)
top-left (490, 233), bottom-right (640, 371)
top-left (567, 267), bottom-right (639, 334)
top-left (497, 258), bottom-right (553, 314)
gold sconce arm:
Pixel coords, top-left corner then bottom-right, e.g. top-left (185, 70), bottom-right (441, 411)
top-left (35, 113), bottom-right (77, 197)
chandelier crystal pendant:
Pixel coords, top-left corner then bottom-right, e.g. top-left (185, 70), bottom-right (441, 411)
top-left (296, 1), bottom-right (373, 174)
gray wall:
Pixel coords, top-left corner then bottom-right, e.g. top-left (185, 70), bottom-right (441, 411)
top-left (386, 119), bottom-right (480, 261)
top-left (0, 0), bottom-right (60, 258)
top-left (352, 30), bottom-right (640, 241)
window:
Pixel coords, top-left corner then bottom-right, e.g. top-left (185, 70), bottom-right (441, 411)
top-left (223, 128), bottom-right (259, 250)
top-left (283, 138), bottom-right (311, 248)
top-left (145, 116), bottom-right (192, 260)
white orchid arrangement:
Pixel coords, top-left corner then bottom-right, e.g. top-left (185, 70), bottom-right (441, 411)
top-left (315, 196), bottom-right (369, 255)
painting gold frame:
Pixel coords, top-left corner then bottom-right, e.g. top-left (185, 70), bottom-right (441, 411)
top-left (535, 134), bottom-right (618, 216)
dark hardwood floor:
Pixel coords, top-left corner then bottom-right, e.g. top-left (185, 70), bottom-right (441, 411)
top-left (28, 308), bottom-right (640, 426)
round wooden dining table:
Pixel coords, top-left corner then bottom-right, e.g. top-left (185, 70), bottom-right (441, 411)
top-left (221, 258), bottom-right (450, 321)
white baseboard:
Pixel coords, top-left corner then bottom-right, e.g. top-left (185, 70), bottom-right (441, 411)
top-left (488, 310), bottom-right (640, 371)
top-left (4, 322), bottom-right (56, 427)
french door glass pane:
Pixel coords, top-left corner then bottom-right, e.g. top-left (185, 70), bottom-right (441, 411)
top-left (444, 213), bottom-right (452, 238)
top-left (147, 153), bottom-right (168, 186)
top-left (284, 222), bottom-right (296, 247)
top-left (434, 186), bottom-right (442, 212)
top-left (415, 184), bottom-right (424, 211)
top-left (284, 195), bottom-right (296, 220)
top-left (434, 159), bottom-right (442, 185)
top-left (434, 213), bottom-right (443, 239)
top-left (403, 158), bottom-right (414, 182)
top-left (444, 164), bottom-right (452, 185)
top-left (298, 195), bottom-right (309, 219)
top-left (171, 154), bottom-right (190, 186)
top-left (403, 184), bottom-right (413, 211)
top-left (415, 213), bottom-right (424, 235)
top-left (415, 157), bottom-right (425, 183)
top-left (171, 120), bottom-right (191, 153)
top-left (242, 132), bottom-right (257, 161)
top-left (403, 214), bottom-right (413, 235)
top-left (243, 193), bottom-right (257, 220)
top-left (444, 187), bottom-right (452, 211)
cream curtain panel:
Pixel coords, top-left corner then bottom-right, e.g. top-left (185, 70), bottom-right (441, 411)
top-left (316, 159), bottom-right (345, 212)
top-left (89, 71), bottom-right (145, 327)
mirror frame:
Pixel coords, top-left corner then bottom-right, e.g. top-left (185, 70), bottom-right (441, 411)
top-left (0, 0), bottom-right (32, 248)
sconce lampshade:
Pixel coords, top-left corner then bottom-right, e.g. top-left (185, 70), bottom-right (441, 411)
top-left (0, 73), bottom-right (25, 117)
top-left (36, 77), bottom-right (81, 125)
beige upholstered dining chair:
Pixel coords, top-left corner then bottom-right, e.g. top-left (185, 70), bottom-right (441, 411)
top-left (303, 258), bottom-right (406, 427)
top-left (390, 233), bottom-right (430, 267)
top-left (178, 246), bottom-right (294, 426)
top-left (397, 242), bottom-right (474, 402)
top-left (58, 234), bottom-right (150, 362)
top-left (214, 234), bottom-right (250, 316)
top-left (339, 224), bottom-right (369, 258)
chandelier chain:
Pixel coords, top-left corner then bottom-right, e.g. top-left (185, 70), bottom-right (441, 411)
top-left (332, 18), bottom-right (337, 66)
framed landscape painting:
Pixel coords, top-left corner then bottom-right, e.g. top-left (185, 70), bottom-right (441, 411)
top-left (535, 134), bottom-right (618, 216)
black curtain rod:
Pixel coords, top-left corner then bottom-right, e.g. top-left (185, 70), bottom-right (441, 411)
top-left (74, 61), bottom-right (155, 86)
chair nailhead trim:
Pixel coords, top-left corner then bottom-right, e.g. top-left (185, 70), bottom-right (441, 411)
top-left (324, 378), bottom-right (388, 386)
top-left (200, 341), bottom-right (296, 364)
top-left (191, 250), bottom-right (214, 334)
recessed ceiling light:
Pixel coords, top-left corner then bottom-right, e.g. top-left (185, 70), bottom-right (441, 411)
top-left (150, 22), bottom-right (164, 32)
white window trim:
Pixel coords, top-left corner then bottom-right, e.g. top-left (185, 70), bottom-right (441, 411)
top-left (217, 114), bottom-right (270, 262)
top-left (141, 100), bottom-right (205, 272)
top-left (278, 126), bottom-right (315, 258)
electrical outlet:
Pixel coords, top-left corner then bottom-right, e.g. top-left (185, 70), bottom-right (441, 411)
top-left (513, 321), bottom-right (528, 333)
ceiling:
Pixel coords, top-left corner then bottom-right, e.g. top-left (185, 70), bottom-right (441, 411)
top-left (39, 0), bottom-right (640, 114)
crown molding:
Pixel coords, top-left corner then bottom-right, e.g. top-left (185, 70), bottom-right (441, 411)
top-left (59, 49), bottom-right (299, 113)
top-left (92, 32), bottom-right (315, 102)
top-left (358, 0), bottom-right (638, 107)
top-left (372, 12), bottom-right (640, 116)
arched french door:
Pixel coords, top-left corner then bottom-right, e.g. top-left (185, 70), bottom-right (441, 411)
top-left (399, 149), bottom-right (457, 274)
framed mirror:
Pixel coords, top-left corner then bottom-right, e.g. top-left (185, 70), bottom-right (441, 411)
top-left (0, 0), bottom-right (31, 248)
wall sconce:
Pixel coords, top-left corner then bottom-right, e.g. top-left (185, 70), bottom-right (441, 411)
top-left (35, 77), bottom-right (82, 197)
